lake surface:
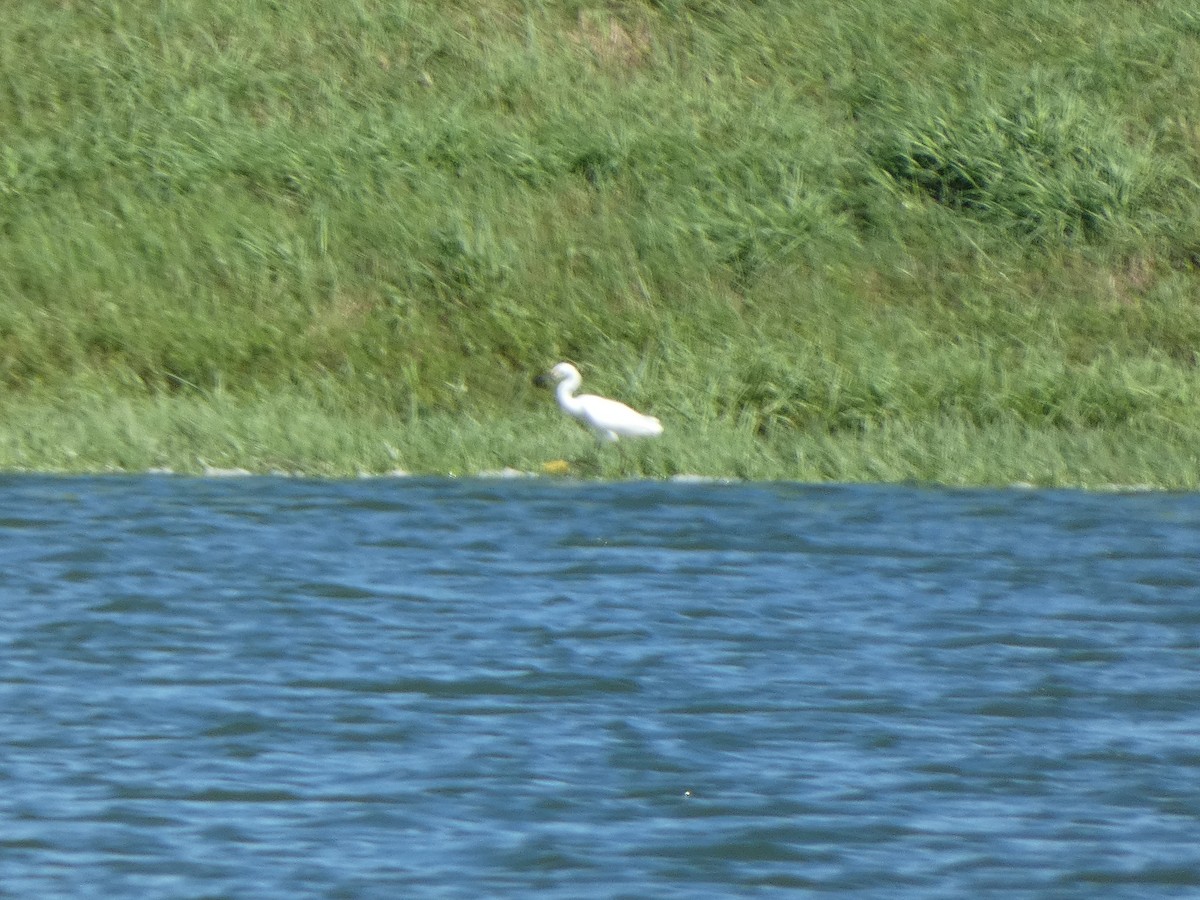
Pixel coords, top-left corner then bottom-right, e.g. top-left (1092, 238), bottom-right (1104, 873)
top-left (1, 475), bottom-right (1198, 898)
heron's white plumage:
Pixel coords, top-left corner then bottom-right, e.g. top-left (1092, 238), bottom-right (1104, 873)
top-left (539, 362), bottom-right (663, 443)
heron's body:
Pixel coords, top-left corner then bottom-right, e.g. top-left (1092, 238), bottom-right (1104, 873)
top-left (538, 363), bottom-right (663, 443)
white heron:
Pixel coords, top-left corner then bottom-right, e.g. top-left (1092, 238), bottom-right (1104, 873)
top-left (536, 362), bottom-right (663, 443)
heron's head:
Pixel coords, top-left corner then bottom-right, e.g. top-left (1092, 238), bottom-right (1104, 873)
top-left (534, 362), bottom-right (579, 388)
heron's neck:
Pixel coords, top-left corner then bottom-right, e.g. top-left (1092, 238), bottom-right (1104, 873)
top-left (555, 373), bottom-right (584, 416)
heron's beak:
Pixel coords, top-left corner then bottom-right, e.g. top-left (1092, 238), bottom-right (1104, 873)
top-left (533, 372), bottom-right (553, 388)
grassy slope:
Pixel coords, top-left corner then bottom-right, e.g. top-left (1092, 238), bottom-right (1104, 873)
top-left (2, 0), bottom-right (1200, 485)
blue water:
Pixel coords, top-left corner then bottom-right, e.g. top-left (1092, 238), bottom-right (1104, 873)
top-left (1, 475), bottom-right (1198, 898)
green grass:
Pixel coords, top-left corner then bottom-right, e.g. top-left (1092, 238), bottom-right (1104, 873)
top-left (2, 0), bottom-right (1200, 486)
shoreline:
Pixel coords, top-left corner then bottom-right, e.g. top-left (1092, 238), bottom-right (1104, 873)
top-left (1, 386), bottom-right (1194, 490)
top-left (0, 466), bottom-right (1172, 495)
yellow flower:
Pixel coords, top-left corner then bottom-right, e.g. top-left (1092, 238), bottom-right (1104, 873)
top-left (541, 459), bottom-right (571, 476)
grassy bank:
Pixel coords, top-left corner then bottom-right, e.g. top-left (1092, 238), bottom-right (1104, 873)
top-left (3, 1), bottom-right (1200, 486)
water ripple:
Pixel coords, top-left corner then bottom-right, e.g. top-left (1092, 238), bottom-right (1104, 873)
top-left (0, 476), bottom-right (1198, 897)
